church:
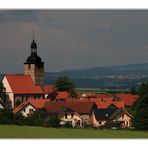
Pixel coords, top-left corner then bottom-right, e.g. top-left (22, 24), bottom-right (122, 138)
top-left (2, 38), bottom-right (54, 108)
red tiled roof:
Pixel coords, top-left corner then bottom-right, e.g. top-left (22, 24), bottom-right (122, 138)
top-left (44, 85), bottom-right (55, 93)
top-left (112, 101), bottom-right (125, 108)
top-left (115, 94), bottom-right (139, 106)
top-left (95, 94), bottom-right (114, 98)
top-left (48, 91), bottom-right (70, 100)
top-left (13, 99), bottom-right (50, 113)
top-left (95, 101), bottom-right (111, 109)
top-left (5, 74), bottom-right (43, 94)
top-left (44, 101), bottom-right (95, 114)
top-left (66, 99), bottom-right (124, 109)
top-left (56, 91), bottom-right (70, 99)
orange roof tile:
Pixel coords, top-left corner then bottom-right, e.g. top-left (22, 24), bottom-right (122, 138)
top-left (5, 74), bottom-right (43, 94)
top-left (48, 91), bottom-right (70, 100)
top-left (44, 101), bottom-right (95, 114)
top-left (115, 94), bottom-right (139, 106)
top-left (44, 85), bottom-right (55, 93)
top-left (13, 99), bottom-right (50, 113)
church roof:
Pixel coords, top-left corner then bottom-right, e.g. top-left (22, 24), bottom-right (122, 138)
top-left (24, 53), bottom-right (44, 64)
top-left (24, 40), bottom-right (44, 64)
top-left (5, 74), bottom-right (43, 94)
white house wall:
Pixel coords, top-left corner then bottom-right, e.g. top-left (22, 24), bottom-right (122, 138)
top-left (20, 104), bottom-right (36, 117)
top-left (2, 76), bottom-right (14, 108)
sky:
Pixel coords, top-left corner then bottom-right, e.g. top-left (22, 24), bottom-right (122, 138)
top-left (1, 10), bottom-right (148, 73)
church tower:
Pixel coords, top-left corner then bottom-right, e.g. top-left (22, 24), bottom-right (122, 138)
top-left (24, 35), bottom-right (44, 90)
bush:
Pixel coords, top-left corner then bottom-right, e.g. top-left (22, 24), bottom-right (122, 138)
top-left (13, 113), bottom-right (26, 125)
top-left (62, 121), bottom-right (73, 128)
top-left (99, 122), bottom-right (113, 129)
top-left (47, 115), bottom-right (60, 128)
top-left (0, 108), bottom-right (13, 124)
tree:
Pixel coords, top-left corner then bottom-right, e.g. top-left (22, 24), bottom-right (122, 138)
top-left (55, 76), bottom-right (77, 98)
top-left (0, 81), bottom-right (6, 103)
top-left (25, 109), bottom-right (49, 126)
top-left (13, 113), bottom-right (26, 125)
top-left (130, 86), bottom-right (137, 95)
top-left (47, 115), bottom-right (60, 128)
top-left (137, 82), bottom-right (148, 96)
top-left (133, 82), bottom-right (148, 129)
top-left (0, 108), bottom-right (13, 124)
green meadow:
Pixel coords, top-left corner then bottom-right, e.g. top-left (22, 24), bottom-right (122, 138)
top-left (0, 125), bottom-right (148, 138)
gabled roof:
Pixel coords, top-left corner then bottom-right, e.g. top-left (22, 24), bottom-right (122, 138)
top-left (66, 99), bottom-right (124, 109)
top-left (44, 101), bottom-right (95, 114)
top-left (94, 108), bottom-right (133, 121)
top-left (115, 94), bottom-right (139, 106)
top-left (44, 85), bottom-right (55, 94)
top-left (13, 99), bottom-right (50, 113)
top-left (5, 74), bottom-right (43, 94)
top-left (110, 108), bottom-right (133, 119)
top-left (94, 108), bottom-right (118, 120)
top-left (47, 91), bottom-right (70, 100)
top-left (95, 101), bottom-right (112, 109)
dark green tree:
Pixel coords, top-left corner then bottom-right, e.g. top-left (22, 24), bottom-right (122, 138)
top-left (137, 82), bottom-right (148, 96)
top-left (13, 112), bottom-right (26, 125)
top-left (133, 82), bottom-right (148, 129)
top-left (47, 115), bottom-right (60, 128)
top-left (130, 86), bottom-right (137, 95)
top-left (0, 108), bottom-right (13, 124)
top-left (0, 81), bottom-right (6, 103)
top-left (25, 109), bottom-right (48, 126)
top-left (55, 76), bottom-right (77, 98)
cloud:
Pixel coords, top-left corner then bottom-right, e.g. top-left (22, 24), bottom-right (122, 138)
top-left (94, 21), bottom-right (112, 30)
top-left (0, 10), bottom-right (148, 73)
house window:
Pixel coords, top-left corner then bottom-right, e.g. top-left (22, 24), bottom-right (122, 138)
top-left (71, 113), bottom-right (74, 119)
top-left (29, 109), bottom-right (34, 113)
top-left (65, 113), bottom-right (67, 119)
top-left (23, 109), bottom-right (26, 112)
top-left (99, 121), bottom-right (102, 125)
top-left (126, 121), bottom-right (128, 126)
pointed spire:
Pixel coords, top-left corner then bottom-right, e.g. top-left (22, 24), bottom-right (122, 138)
top-left (33, 27), bottom-right (35, 41)
top-left (31, 27), bottom-right (37, 53)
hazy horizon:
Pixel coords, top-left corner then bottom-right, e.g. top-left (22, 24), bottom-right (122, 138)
top-left (1, 10), bottom-right (148, 73)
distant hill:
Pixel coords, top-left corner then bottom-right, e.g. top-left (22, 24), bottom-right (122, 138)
top-left (46, 63), bottom-right (148, 78)
top-left (45, 63), bottom-right (148, 89)
top-left (1, 63), bottom-right (148, 89)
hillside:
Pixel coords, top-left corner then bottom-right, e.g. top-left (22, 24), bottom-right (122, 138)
top-left (45, 63), bottom-right (148, 89)
top-left (1, 63), bottom-right (148, 89)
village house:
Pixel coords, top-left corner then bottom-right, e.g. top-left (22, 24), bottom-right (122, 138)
top-left (13, 99), bottom-right (50, 116)
top-left (13, 99), bottom-right (97, 127)
top-left (44, 101), bottom-right (97, 127)
top-left (92, 108), bottom-right (133, 128)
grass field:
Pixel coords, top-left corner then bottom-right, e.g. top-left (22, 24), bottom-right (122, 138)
top-left (0, 125), bottom-right (148, 138)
